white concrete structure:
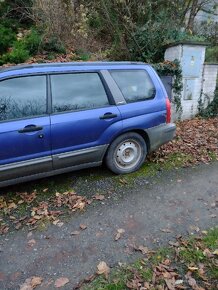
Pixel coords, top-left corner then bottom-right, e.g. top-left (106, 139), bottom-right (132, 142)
top-left (164, 42), bottom-right (218, 120)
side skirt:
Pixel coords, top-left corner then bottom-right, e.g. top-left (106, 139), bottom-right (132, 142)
top-left (0, 161), bottom-right (102, 188)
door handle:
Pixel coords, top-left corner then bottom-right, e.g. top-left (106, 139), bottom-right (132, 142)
top-left (18, 125), bottom-right (43, 133)
top-left (99, 113), bottom-right (117, 120)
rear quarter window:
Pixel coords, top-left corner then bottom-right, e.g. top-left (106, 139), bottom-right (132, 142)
top-left (110, 70), bottom-right (155, 103)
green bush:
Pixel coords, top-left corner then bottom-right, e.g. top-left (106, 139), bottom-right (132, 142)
top-left (130, 21), bottom-right (206, 63)
top-left (0, 24), bottom-right (16, 54)
top-left (24, 29), bottom-right (42, 55)
top-left (0, 41), bottom-right (30, 64)
top-left (199, 84), bottom-right (218, 118)
top-left (205, 46), bottom-right (218, 63)
top-left (42, 36), bottom-right (66, 54)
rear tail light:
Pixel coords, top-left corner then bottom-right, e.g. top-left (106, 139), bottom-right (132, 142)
top-left (166, 97), bottom-right (171, 123)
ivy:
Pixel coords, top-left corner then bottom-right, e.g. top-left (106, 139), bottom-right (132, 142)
top-left (198, 83), bottom-right (218, 118)
top-left (153, 60), bottom-right (183, 113)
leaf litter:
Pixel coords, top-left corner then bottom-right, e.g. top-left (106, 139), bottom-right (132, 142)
top-left (151, 117), bottom-right (218, 165)
top-left (81, 228), bottom-right (218, 290)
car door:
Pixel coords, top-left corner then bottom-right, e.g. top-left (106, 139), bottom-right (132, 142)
top-left (0, 75), bottom-right (52, 183)
top-left (50, 72), bottom-right (122, 169)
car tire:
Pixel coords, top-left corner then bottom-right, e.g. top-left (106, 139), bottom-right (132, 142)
top-left (105, 132), bottom-right (147, 174)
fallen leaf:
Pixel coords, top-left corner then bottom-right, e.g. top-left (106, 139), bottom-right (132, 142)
top-left (84, 274), bottom-right (96, 283)
top-left (175, 279), bottom-right (183, 285)
top-left (97, 261), bottom-right (110, 279)
top-left (33, 215), bottom-right (41, 220)
top-left (73, 201), bottom-right (86, 210)
top-left (119, 178), bottom-right (128, 185)
top-left (27, 239), bottom-right (36, 247)
top-left (20, 276), bottom-right (43, 290)
top-left (71, 231), bottom-right (80, 236)
top-left (8, 202), bottom-right (17, 210)
top-left (94, 194), bottom-right (105, 200)
top-left (168, 241), bottom-right (180, 247)
top-left (0, 225), bottom-right (9, 234)
top-left (213, 249), bottom-right (218, 255)
top-left (188, 266), bottom-right (198, 271)
top-left (54, 277), bottom-right (69, 288)
top-left (164, 278), bottom-right (175, 290)
top-left (138, 245), bottom-right (149, 255)
top-left (201, 230), bottom-right (208, 235)
top-left (43, 188), bottom-right (48, 192)
top-left (114, 228), bottom-right (125, 241)
top-left (15, 223), bottom-right (22, 230)
top-left (80, 224), bottom-right (87, 230)
top-left (163, 258), bottom-right (171, 266)
top-left (161, 228), bottom-right (172, 233)
top-left (31, 276), bottom-right (43, 288)
top-left (203, 248), bottom-right (213, 258)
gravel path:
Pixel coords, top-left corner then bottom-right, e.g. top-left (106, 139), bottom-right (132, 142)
top-left (0, 162), bottom-right (217, 289)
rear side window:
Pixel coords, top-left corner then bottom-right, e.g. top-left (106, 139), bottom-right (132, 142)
top-left (0, 76), bottom-right (47, 121)
top-left (51, 73), bottom-right (109, 113)
top-left (110, 70), bottom-right (155, 103)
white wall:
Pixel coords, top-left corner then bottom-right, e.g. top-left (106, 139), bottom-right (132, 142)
top-left (201, 64), bottom-right (218, 106)
top-left (164, 43), bottom-right (217, 120)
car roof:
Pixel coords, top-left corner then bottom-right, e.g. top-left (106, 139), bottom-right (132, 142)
top-left (0, 61), bottom-right (149, 77)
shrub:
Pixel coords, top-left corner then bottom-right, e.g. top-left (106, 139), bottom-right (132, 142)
top-left (199, 85), bottom-right (218, 118)
top-left (42, 36), bottom-right (66, 54)
top-left (1, 41), bottom-right (30, 64)
top-left (0, 24), bottom-right (16, 54)
top-left (24, 29), bottom-right (42, 55)
top-left (205, 46), bottom-right (218, 63)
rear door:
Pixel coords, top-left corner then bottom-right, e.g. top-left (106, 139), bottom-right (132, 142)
top-left (50, 72), bottom-right (122, 169)
top-left (0, 75), bottom-right (52, 182)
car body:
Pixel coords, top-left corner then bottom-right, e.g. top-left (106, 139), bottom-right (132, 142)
top-left (0, 62), bottom-right (176, 187)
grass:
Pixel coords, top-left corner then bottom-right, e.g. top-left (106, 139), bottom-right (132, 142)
top-left (83, 228), bottom-right (218, 290)
top-left (0, 150), bottom-right (201, 201)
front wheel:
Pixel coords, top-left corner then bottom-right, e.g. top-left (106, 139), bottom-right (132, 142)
top-left (105, 132), bottom-right (147, 174)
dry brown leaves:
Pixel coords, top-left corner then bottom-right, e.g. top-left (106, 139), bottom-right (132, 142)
top-left (96, 261), bottom-right (110, 279)
top-left (0, 188), bottom-right (109, 234)
top-left (54, 191), bottom-right (88, 211)
top-left (54, 277), bottom-right (69, 288)
top-left (151, 117), bottom-right (218, 165)
top-left (20, 276), bottom-right (43, 290)
top-left (124, 233), bottom-right (218, 290)
top-left (114, 228), bottom-right (125, 241)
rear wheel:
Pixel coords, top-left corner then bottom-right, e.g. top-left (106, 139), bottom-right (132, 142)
top-left (105, 132), bottom-right (147, 174)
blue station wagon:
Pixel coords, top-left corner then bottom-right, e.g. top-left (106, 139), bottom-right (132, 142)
top-left (0, 62), bottom-right (176, 187)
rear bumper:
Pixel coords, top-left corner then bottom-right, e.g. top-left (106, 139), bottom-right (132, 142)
top-left (145, 123), bottom-right (176, 152)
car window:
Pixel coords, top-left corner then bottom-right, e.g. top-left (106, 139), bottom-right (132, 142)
top-left (110, 70), bottom-right (155, 103)
top-left (0, 76), bottom-right (47, 121)
top-left (51, 73), bottom-right (110, 113)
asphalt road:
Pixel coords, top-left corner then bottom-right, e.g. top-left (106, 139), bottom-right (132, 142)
top-left (0, 162), bottom-right (218, 289)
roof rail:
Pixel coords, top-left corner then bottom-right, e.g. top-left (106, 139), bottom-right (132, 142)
top-left (0, 61), bottom-right (146, 73)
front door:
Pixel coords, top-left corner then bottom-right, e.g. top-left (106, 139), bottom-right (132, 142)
top-left (0, 75), bottom-right (52, 182)
top-left (50, 72), bottom-right (122, 169)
